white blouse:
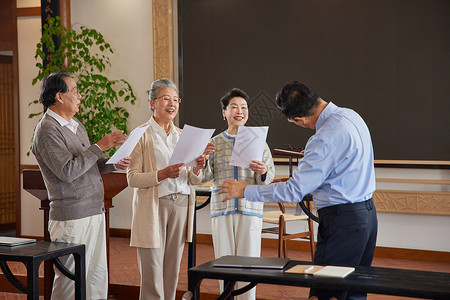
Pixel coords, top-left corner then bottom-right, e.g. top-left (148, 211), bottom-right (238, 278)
top-left (148, 116), bottom-right (190, 197)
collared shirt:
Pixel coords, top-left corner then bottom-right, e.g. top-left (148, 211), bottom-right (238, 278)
top-left (148, 116), bottom-right (190, 197)
top-left (245, 102), bottom-right (376, 210)
top-left (47, 108), bottom-right (79, 134)
top-left (203, 131), bottom-right (275, 218)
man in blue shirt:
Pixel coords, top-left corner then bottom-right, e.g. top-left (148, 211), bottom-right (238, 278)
top-left (219, 81), bottom-right (378, 300)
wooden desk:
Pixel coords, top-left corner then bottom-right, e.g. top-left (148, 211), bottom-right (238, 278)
top-left (0, 241), bottom-right (85, 300)
top-left (188, 257), bottom-right (450, 300)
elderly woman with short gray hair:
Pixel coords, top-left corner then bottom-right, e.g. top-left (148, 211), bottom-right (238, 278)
top-left (127, 78), bottom-right (213, 300)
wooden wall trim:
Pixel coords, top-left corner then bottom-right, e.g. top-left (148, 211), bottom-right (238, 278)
top-left (152, 0), bottom-right (174, 80)
top-left (376, 178), bottom-right (450, 185)
top-left (17, 7), bottom-right (41, 17)
top-left (375, 160), bottom-right (450, 166)
top-left (273, 157), bottom-right (450, 168)
top-left (266, 190), bottom-right (450, 216)
top-left (271, 157), bottom-right (450, 167)
top-left (373, 190), bottom-right (450, 216)
top-left (273, 159), bottom-right (450, 166)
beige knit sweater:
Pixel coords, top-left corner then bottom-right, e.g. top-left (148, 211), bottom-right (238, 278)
top-left (127, 120), bottom-right (202, 248)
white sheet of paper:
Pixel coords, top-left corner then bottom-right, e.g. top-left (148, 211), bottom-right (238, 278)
top-left (169, 124), bottom-right (215, 167)
top-left (106, 125), bottom-right (150, 164)
top-left (229, 126), bottom-right (269, 168)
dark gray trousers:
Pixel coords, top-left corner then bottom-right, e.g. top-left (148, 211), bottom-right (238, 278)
top-left (310, 198), bottom-right (378, 300)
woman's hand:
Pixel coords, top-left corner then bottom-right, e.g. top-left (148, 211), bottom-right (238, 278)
top-left (203, 142), bottom-right (216, 159)
top-left (115, 156), bottom-right (131, 170)
top-left (158, 163), bottom-right (185, 181)
top-left (193, 142), bottom-right (215, 175)
top-left (249, 160), bottom-right (267, 175)
top-left (193, 154), bottom-right (207, 175)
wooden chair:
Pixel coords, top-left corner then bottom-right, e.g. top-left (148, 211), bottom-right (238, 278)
top-left (262, 178), bottom-right (315, 260)
top-left (262, 199), bottom-right (315, 260)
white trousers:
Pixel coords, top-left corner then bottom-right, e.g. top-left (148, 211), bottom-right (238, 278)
top-left (211, 214), bottom-right (262, 300)
top-left (137, 194), bottom-right (189, 300)
top-left (48, 213), bottom-right (108, 300)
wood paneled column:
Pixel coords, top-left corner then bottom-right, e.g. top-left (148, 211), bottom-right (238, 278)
top-left (152, 0), bottom-right (174, 81)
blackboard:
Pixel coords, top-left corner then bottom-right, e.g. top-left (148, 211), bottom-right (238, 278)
top-left (178, 0), bottom-right (450, 162)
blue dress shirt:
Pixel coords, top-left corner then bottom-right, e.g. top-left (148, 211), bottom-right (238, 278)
top-left (245, 102), bottom-right (376, 210)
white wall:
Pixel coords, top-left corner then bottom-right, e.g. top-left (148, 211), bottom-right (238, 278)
top-left (17, 0), bottom-right (450, 252)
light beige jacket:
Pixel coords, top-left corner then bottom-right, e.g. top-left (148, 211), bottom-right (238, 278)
top-left (127, 120), bottom-right (202, 248)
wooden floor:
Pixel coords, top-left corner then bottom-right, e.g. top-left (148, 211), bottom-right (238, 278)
top-left (1, 237), bottom-right (449, 299)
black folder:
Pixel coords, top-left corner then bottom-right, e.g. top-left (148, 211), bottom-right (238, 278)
top-left (212, 255), bottom-right (289, 269)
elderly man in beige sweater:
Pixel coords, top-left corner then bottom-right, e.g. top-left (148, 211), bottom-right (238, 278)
top-left (32, 70), bottom-right (130, 300)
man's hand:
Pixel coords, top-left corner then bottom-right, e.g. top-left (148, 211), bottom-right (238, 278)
top-left (249, 160), bottom-right (267, 175)
top-left (97, 131), bottom-right (127, 151)
top-left (158, 163), bottom-right (185, 181)
top-left (115, 156), bottom-right (131, 170)
top-left (218, 180), bottom-right (248, 201)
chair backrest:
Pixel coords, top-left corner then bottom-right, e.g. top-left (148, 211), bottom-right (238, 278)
top-left (277, 202), bottom-right (286, 214)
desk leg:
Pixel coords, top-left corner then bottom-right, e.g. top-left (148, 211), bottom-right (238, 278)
top-left (188, 208), bottom-right (197, 269)
top-left (188, 274), bottom-right (202, 300)
top-left (73, 247), bottom-right (86, 300)
top-left (44, 260), bottom-right (54, 300)
top-left (217, 280), bottom-right (235, 300)
top-left (42, 204), bottom-right (53, 300)
top-left (26, 261), bottom-right (40, 300)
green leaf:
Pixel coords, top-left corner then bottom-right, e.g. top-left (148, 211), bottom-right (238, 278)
top-left (30, 16), bottom-right (135, 147)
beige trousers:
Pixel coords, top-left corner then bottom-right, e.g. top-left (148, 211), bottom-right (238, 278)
top-left (211, 213), bottom-right (262, 300)
top-left (137, 194), bottom-right (189, 300)
top-left (48, 213), bottom-right (108, 300)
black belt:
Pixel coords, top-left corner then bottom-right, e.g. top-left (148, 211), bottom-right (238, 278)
top-left (318, 198), bottom-right (374, 217)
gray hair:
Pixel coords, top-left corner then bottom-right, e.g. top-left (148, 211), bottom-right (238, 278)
top-left (147, 78), bottom-right (178, 110)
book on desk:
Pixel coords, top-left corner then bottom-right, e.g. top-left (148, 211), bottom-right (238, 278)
top-left (285, 264), bottom-right (355, 278)
top-left (0, 236), bottom-right (36, 247)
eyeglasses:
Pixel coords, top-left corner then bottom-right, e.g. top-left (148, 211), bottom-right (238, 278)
top-left (62, 87), bottom-right (80, 96)
top-left (156, 95), bottom-right (182, 103)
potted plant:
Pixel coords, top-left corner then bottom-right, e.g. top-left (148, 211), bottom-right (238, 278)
top-left (28, 16), bottom-right (136, 156)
